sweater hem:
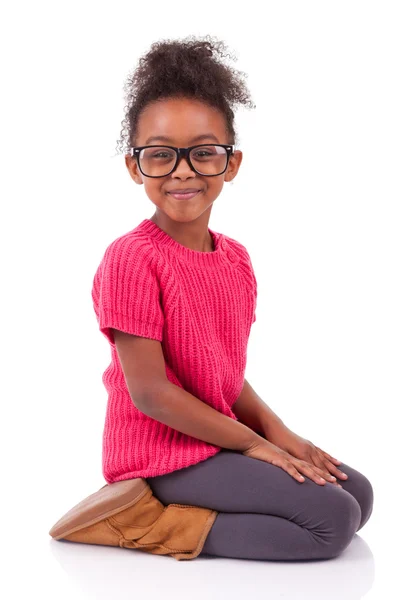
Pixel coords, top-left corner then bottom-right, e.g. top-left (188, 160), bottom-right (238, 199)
top-left (104, 446), bottom-right (223, 483)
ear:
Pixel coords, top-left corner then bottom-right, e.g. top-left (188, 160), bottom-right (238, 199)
top-left (125, 154), bottom-right (144, 185)
top-left (224, 149), bottom-right (243, 183)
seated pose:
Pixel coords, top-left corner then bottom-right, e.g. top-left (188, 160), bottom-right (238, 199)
top-left (91, 36), bottom-right (374, 561)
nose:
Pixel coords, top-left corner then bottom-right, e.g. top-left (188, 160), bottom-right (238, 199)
top-left (171, 156), bottom-right (196, 179)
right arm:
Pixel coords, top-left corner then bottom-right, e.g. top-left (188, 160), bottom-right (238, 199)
top-left (113, 330), bottom-right (263, 452)
top-left (113, 330), bottom-right (341, 486)
top-left (138, 379), bottom-right (262, 452)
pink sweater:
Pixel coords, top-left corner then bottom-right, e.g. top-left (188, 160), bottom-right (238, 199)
top-left (91, 219), bottom-right (257, 483)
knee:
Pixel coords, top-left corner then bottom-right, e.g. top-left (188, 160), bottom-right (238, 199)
top-left (355, 472), bottom-right (374, 532)
top-left (338, 463), bottom-right (374, 532)
top-left (318, 490), bottom-right (362, 559)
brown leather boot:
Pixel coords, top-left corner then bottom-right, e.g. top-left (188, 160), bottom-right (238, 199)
top-left (49, 478), bottom-right (218, 560)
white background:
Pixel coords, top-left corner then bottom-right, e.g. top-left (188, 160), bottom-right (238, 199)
top-left (1, 1), bottom-right (399, 598)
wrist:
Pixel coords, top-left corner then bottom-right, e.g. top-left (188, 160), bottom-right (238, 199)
top-left (261, 417), bottom-right (287, 437)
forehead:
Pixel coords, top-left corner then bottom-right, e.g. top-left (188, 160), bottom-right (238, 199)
top-left (136, 97), bottom-right (227, 145)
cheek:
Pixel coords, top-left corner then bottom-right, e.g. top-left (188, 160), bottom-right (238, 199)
top-left (208, 177), bottom-right (224, 196)
top-left (142, 179), bottom-right (165, 197)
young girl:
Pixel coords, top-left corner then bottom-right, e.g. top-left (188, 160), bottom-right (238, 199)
top-left (91, 36), bottom-right (373, 561)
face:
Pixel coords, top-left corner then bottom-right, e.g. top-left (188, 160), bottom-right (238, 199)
top-left (125, 97), bottom-right (243, 224)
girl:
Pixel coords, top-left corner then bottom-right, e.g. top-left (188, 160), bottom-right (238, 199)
top-left (91, 36), bottom-right (373, 561)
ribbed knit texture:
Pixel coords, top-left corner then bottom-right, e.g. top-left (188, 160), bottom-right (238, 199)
top-left (91, 219), bottom-right (257, 483)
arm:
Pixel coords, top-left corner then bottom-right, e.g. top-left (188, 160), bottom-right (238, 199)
top-left (231, 378), bottom-right (346, 481)
top-left (113, 331), bottom-right (265, 453)
top-left (139, 381), bottom-right (267, 452)
top-left (232, 378), bottom-right (286, 437)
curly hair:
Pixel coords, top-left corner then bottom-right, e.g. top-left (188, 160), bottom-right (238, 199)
top-left (115, 35), bottom-right (255, 155)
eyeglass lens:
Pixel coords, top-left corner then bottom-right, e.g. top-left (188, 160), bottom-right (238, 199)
top-left (138, 146), bottom-right (228, 176)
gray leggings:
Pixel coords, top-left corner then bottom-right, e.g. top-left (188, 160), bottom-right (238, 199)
top-left (147, 448), bottom-right (374, 560)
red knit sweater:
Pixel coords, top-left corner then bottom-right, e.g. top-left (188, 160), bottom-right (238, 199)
top-left (91, 219), bottom-right (257, 483)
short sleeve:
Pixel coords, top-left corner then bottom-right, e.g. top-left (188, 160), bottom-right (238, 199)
top-left (251, 273), bottom-right (257, 324)
top-left (247, 251), bottom-right (258, 325)
top-left (232, 239), bottom-right (258, 326)
top-left (91, 237), bottom-right (164, 346)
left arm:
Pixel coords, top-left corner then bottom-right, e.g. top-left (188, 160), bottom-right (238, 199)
top-left (232, 378), bottom-right (347, 482)
top-left (232, 378), bottom-right (287, 438)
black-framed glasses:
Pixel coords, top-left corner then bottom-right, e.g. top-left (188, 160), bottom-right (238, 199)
top-left (128, 144), bottom-right (235, 178)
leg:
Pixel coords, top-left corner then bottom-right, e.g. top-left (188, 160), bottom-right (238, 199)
top-left (147, 450), bottom-right (373, 560)
top-left (330, 461), bottom-right (374, 531)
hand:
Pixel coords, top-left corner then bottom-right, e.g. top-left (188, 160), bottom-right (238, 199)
top-left (263, 422), bottom-right (348, 486)
top-left (243, 438), bottom-right (341, 486)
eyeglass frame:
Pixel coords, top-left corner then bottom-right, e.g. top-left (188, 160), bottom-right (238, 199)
top-left (128, 144), bottom-right (235, 178)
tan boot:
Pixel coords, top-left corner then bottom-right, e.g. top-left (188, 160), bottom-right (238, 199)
top-left (49, 478), bottom-right (218, 560)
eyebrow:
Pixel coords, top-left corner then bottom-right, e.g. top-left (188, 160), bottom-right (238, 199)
top-left (144, 133), bottom-right (220, 145)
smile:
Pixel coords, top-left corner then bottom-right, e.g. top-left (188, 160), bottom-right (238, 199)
top-left (167, 190), bottom-right (201, 201)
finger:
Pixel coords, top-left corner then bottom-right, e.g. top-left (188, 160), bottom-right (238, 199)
top-left (319, 467), bottom-right (343, 487)
top-left (310, 453), bottom-right (338, 483)
top-left (314, 448), bottom-right (347, 480)
top-left (290, 459), bottom-right (342, 487)
top-left (280, 459), bottom-right (306, 483)
top-left (319, 458), bottom-right (349, 481)
top-left (303, 463), bottom-right (343, 487)
top-left (313, 464), bottom-right (337, 485)
top-left (293, 460), bottom-right (328, 486)
top-left (315, 447), bottom-right (341, 465)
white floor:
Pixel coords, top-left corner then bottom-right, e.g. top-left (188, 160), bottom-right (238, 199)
top-left (46, 533), bottom-right (376, 600)
top-left (4, 471), bottom-right (396, 600)
top-left (44, 527), bottom-right (377, 600)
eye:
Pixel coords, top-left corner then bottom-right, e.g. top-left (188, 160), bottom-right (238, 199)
top-left (151, 151), bottom-right (174, 159)
top-left (192, 146), bottom-right (217, 159)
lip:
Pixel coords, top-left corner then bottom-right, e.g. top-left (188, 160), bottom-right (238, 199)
top-left (167, 189), bottom-right (202, 201)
